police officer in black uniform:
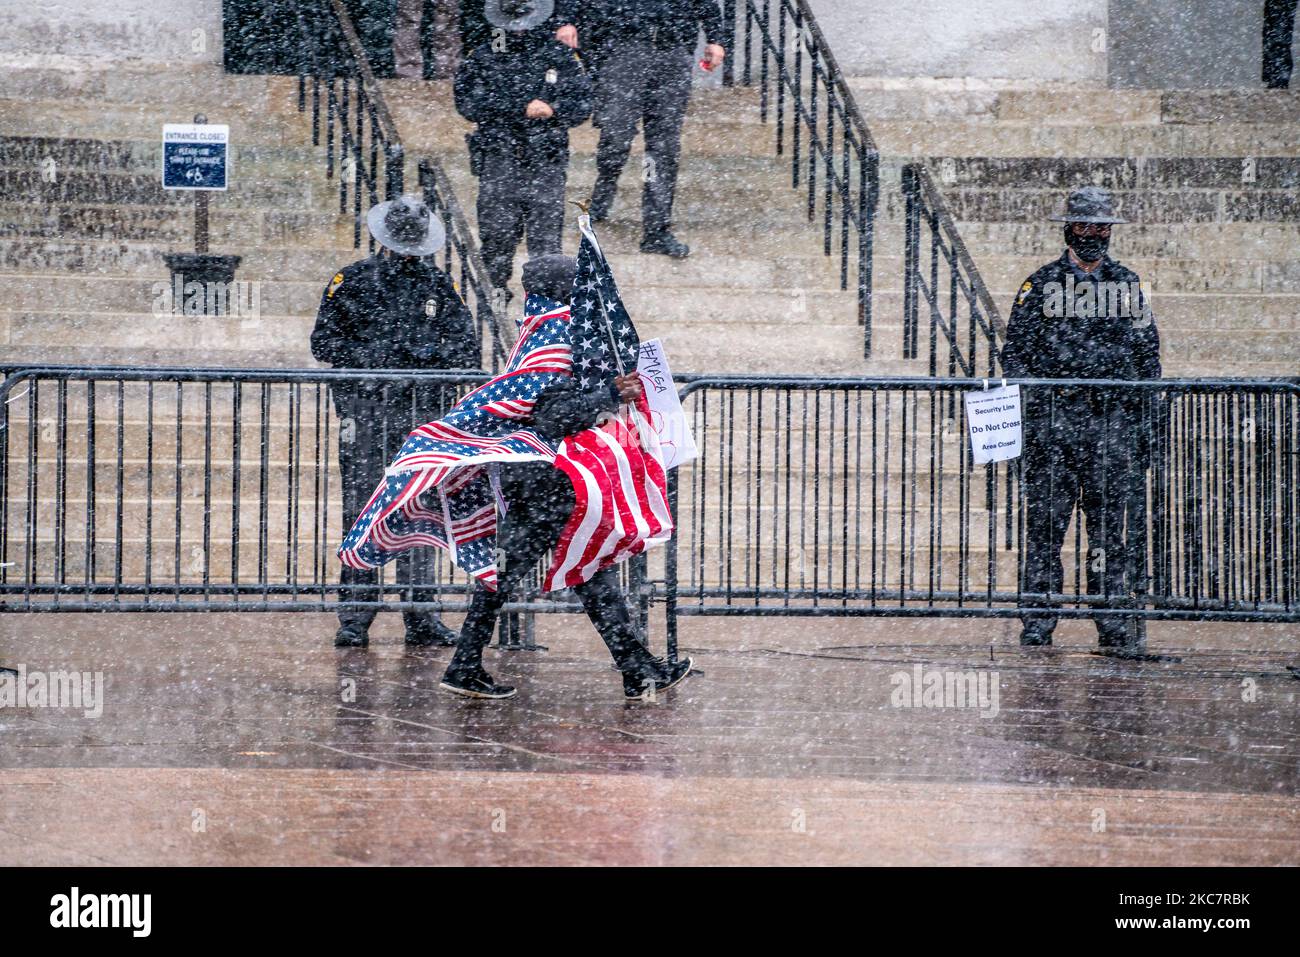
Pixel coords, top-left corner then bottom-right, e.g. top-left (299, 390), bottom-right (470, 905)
top-left (454, 0), bottom-right (593, 294)
top-left (312, 195), bottom-right (480, 648)
top-left (574, 0), bottom-right (726, 258)
top-left (439, 254), bottom-right (694, 700)
top-left (1001, 186), bottom-right (1162, 650)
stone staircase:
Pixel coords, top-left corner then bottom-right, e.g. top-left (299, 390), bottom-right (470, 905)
top-left (849, 78), bottom-right (1300, 378)
top-left (1, 61), bottom-right (1290, 605)
top-left (385, 79), bottom-right (897, 375)
top-left (0, 66), bottom-right (365, 368)
top-left (0, 65), bottom-right (901, 376)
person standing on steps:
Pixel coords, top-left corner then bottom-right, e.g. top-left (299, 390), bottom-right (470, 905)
top-left (454, 0), bottom-right (593, 296)
top-left (311, 195), bottom-right (480, 649)
top-left (568, 0), bottom-right (726, 259)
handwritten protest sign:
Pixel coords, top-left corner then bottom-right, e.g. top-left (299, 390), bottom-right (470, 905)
top-left (636, 339), bottom-right (698, 470)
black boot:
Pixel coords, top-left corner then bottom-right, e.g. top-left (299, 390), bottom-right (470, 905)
top-left (590, 173), bottom-right (619, 222)
top-left (334, 623), bottom-right (370, 648)
top-left (640, 230), bottom-right (690, 258)
top-left (440, 667), bottom-right (517, 699)
top-left (404, 615), bottom-right (460, 647)
top-left (1018, 628), bottom-right (1052, 647)
top-left (623, 656), bottom-right (693, 700)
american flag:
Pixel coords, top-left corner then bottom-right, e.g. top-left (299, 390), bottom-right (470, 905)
top-left (337, 219), bottom-right (672, 592)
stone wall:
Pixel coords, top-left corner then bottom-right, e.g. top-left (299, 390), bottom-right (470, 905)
top-left (0, 0), bottom-right (1293, 85)
top-left (806, 0), bottom-right (1287, 89)
top-left (0, 0), bottom-right (222, 68)
top-left (805, 0), bottom-right (1108, 84)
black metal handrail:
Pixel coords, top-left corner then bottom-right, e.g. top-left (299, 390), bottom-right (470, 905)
top-left (902, 163), bottom-right (1003, 378)
top-left (291, 0), bottom-right (405, 246)
top-left (290, 1), bottom-right (509, 372)
top-left (419, 159), bottom-right (515, 372)
top-left (730, 0), bottom-right (881, 358)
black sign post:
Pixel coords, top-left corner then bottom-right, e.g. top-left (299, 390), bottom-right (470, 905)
top-left (160, 114), bottom-right (241, 315)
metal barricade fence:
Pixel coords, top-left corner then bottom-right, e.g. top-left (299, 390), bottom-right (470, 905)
top-left (0, 367), bottom-right (655, 648)
top-left (2, 369), bottom-right (1295, 662)
top-left (662, 375), bottom-right (1299, 659)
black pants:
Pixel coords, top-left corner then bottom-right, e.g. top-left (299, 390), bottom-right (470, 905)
top-left (476, 146), bottom-right (567, 290)
top-left (1264, 0), bottom-right (1298, 88)
top-left (592, 40), bottom-right (695, 236)
top-left (335, 384), bottom-right (452, 632)
top-left (1019, 401), bottom-right (1144, 643)
top-left (446, 462), bottom-right (660, 679)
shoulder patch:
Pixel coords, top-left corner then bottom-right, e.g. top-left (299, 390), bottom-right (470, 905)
top-left (326, 272), bottom-right (345, 298)
top-left (1015, 280), bottom-right (1033, 306)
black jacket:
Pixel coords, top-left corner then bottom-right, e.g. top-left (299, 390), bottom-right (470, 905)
top-left (454, 32), bottom-right (593, 164)
top-left (311, 255), bottom-right (479, 374)
top-left (577, 0), bottom-right (725, 58)
top-left (530, 376), bottom-right (622, 441)
top-left (1001, 252), bottom-right (1161, 382)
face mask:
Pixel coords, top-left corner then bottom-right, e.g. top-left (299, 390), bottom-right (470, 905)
top-left (1065, 225), bottom-right (1109, 262)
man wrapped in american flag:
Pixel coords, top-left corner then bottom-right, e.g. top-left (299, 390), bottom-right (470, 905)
top-left (337, 219), bottom-right (692, 700)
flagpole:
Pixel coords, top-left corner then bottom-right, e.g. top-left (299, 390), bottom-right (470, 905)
top-left (575, 210), bottom-right (627, 378)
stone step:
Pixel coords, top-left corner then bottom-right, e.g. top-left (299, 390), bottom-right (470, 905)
top-left (0, 135), bottom-right (339, 176)
top-left (843, 80), bottom-right (1300, 127)
top-left (0, 97), bottom-right (309, 146)
top-left (0, 311), bottom-right (901, 376)
top-left (0, 67), bottom-right (291, 109)
top-left (0, 274), bottom-right (872, 328)
top-left (0, 236), bottom-right (860, 292)
top-left (0, 168), bottom-right (340, 213)
top-left (874, 251), bottom-right (1300, 295)
top-left (868, 120), bottom-right (1300, 159)
top-left (870, 221), bottom-right (1300, 263)
top-left (0, 240), bottom-right (368, 282)
top-left (872, 180), bottom-right (1300, 225)
top-left (920, 156), bottom-right (1300, 191)
top-left (0, 203), bottom-right (362, 249)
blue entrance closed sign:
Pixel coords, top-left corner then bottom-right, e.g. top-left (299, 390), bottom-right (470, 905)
top-left (162, 124), bottom-right (229, 190)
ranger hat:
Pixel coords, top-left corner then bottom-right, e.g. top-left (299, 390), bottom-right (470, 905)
top-left (1048, 186), bottom-right (1128, 224)
top-left (366, 195), bottom-right (446, 257)
top-left (483, 0), bottom-right (556, 31)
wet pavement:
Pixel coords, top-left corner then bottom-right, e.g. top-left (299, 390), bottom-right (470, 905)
top-left (1, 613), bottom-right (1297, 864)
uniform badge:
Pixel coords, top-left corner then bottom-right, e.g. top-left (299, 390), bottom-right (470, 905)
top-left (326, 272), bottom-right (345, 298)
top-left (424, 298), bottom-right (438, 317)
top-left (545, 68), bottom-right (558, 84)
top-left (1016, 280), bottom-right (1032, 306)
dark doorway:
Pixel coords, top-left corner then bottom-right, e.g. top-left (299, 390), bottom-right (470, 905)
top-left (223, 0), bottom-right (400, 76)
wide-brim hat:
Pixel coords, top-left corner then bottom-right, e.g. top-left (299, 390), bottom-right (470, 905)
top-left (1048, 185), bottom-right (1128, 224)
top-left (483, 0), bottom-right (555, 31)
top-left (366, 195), bottom-right (446, 256)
